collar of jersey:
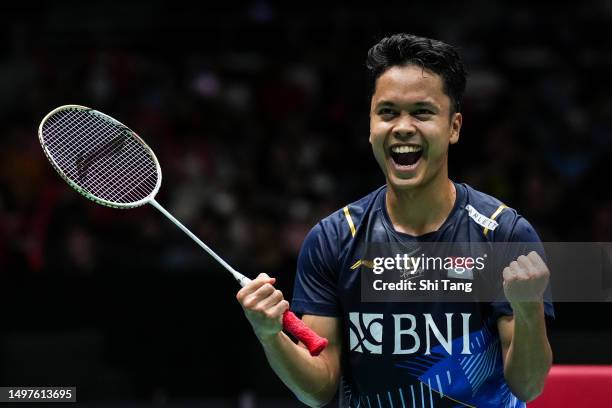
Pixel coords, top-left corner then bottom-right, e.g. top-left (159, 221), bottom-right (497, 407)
top-left (378, 181), bottom-right (466, 242)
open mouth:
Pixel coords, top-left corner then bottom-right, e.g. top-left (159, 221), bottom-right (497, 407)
top-left (390, 145), bottom-right (423, 167)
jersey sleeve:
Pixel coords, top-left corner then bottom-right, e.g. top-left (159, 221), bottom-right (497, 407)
top-left (490, 215), bottom-right (555, 320)
top-left (291, 222), bottom-right (340, 316)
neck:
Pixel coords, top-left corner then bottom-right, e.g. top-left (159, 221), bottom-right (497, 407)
top-left (386, 175), bottom-right (456, 236)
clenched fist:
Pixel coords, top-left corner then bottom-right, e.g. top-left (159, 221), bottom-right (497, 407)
top-left (503, 251), bottom-right (550, 305)
top-left (236, 273), bottom-right (290, 343)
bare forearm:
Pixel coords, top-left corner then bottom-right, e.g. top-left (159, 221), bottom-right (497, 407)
top-left (504, 303), bottom-right (552, 401)
top-left (236, 276), bottom-right (339, 407)
top-left (260, 332), bottom-right (338, 407)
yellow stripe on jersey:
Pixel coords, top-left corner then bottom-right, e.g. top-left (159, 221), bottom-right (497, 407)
top-left (484, 204), bottom-right (507, 236)
top-left (350, 259), bottom-right (374, 270)
top-left (350, 260), bottom-right (362, 269)
top-left (343, 205), bottom-right (356, 237)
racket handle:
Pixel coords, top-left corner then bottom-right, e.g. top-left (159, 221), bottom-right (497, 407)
top-left (282, 310), bottom-right (329, 356)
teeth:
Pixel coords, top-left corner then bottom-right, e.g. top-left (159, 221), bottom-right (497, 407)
top-left (391, 145), bottom-right (422, 153)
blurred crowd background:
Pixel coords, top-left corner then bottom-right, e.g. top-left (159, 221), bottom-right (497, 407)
top-left (0, 1), bottom-right (611, 406)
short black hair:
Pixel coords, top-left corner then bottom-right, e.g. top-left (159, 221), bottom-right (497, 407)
top-left (366, 33), bottom-right (467, 114)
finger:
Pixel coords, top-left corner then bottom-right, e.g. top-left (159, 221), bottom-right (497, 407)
top-left (237, 275), bottom-right (275, 302)
top-left (268, 300), bottom-right (290, 319)
top-left (257, 272), bottom-right (272, 280)
top-left (243, 283), bottom-right (277, 308)
top-left (527, 251), bottom-right (543, 264)
top-left (509, 260), bottom-right (525, 278)
top-left (503, 266), bottom-right (516, 283)
top-left (254, 273), bottom-right (276, 287)
top-left (516, 255), bottom-right (536, 277)
top-left (253, 282), bottom-right (276, 299)
top-left (528, 251), bottom-right (549, 275)
top-left (257, 289), bottom-right (284, 310)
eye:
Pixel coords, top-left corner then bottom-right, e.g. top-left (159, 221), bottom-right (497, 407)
top-left (413, 109), bottom-right (435, 119)
top-left (378, 108), bottom-right (397, 118)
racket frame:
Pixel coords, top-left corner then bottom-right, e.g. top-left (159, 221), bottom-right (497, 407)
top-left (38, 104), bottom-right (162, 209)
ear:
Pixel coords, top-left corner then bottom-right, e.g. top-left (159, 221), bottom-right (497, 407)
top-left (449, 112), bottom-right (462, 145)
top-left (369, 104), bottom-right (374, 144)
top-left (369, 113), bottom-right (374, 144)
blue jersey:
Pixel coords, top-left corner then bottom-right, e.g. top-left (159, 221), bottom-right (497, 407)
top-left (292, 182), bottom-right (554, 408)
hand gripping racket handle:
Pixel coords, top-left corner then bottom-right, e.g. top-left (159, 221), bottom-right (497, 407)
top-left (238, 277), bottom-right (329, 356)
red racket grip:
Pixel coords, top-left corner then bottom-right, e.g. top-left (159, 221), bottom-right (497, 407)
top-left (282, 310), bottom-right (328, 356)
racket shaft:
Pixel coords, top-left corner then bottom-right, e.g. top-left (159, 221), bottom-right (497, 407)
top-left (149, 199), bottom-right (248, 283)
top-left (149, 199), bottom-right (328, 356)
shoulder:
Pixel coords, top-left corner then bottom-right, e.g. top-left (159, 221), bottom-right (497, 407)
top-left (296, 186), bottom-right (384, 279)
top-left (459, 183), bottom-right (539, 242)
top-left (313, 185), bottom-right (385, 240)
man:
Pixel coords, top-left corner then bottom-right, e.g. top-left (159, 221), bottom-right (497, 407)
top-left (236, 33), bottom-right (553, 407)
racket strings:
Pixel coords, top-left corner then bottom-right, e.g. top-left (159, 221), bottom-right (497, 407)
top-left (42, 108), bottom-right (158, 204)
top-left (45, 110), bottom-right (154, 202)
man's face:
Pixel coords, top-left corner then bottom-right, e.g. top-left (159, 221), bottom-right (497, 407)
top-left (369, 64), bottom-right (462, 191)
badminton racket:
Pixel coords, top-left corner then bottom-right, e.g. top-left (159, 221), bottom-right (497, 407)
top-left (38, 104), bottom-right (328, 356)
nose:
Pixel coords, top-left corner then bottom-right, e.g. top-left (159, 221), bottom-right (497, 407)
top-left (392, 113), bottom-right (416, 140)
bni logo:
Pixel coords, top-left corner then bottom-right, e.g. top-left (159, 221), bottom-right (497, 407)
top-left (349, 312), bottom-right (383, 354)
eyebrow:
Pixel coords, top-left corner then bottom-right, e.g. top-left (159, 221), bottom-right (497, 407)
top-left (375, 100), bottom-right (439, 110)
